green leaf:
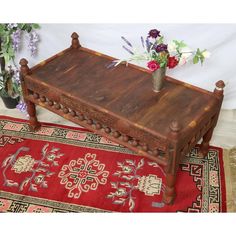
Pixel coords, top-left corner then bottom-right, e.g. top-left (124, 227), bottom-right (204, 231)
top-left (173, 40), bottom-right (187, 49)
top-left (199, 56), bottom-right (205, 65)
top-left (4, 53), bottom-right (10, 62)
top-left (160, 62), bottom-right (166, 68)
top-left (157, 36), bottom-right (164, 44)
top-left (179, 41), bottom-right (187, 48)
top-left (32, 23), bottom-right (40, 29)
top-left (20, 24), bottom-right (27, 30)
top-left (193, 55), bottom-right (199, 64)
top-left (6, 35), bottom-right (10, 44)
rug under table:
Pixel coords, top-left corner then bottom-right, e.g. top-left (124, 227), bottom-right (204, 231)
top-left (0, 115), bottom-right (226, 212)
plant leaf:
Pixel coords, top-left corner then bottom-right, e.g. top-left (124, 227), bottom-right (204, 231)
top-left (32, 23), bottom-right (40, 29)
top-left (193, 55), bottom-right (199, 64)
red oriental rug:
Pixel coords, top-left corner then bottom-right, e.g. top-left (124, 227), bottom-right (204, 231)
top-left (0, 115), bottom-right (226, 212)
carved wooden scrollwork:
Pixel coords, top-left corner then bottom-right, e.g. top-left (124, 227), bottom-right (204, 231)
top-left (29, 89), bottom-right (167, 161)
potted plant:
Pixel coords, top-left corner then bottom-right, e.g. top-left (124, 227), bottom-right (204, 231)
top-left (0, 23), bottom-right (40, 108)
top-left (112, 28), bottom-right (210, 92)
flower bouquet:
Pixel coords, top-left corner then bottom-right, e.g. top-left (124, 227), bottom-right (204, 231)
top-left (113, 29), bottom-right (210, 92)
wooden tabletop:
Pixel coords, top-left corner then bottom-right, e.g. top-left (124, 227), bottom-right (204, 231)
top-left (29, 46), bottom-right (219, 139)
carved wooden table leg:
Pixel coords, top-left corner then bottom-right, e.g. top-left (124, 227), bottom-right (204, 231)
top-left (20, 58), bottom-right (41, 131)
top-left (162, 120), bottom-right (181, 205)
top-left (199, 127), bottom-right (214, 157)
top-left (199, 80), bottom-right (225, 157)
top-left (163, 146), bottom-right (178, 205)
top-left (26, 100), bottom-right (41, 131)
top-left (163, 172), bottom-right (177, 205)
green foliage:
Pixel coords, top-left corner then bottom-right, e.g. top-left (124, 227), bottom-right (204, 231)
top-left (173, 40), bottom-right (187, 56)
top-left (173, 40), bottom-right (187, 49)
top-left (0, 23), bottom-right (40, 63)
top-left (193, 48), bottom-right (206, 65)
top-left (152, 50), bottom-right (169, 68)
top-left (0, 23), bottom-right (40, 98)
top-left (18, 23), bottom-right (40, 33)
top-left (157, 36), bottom-right (164, 44)
top-left (0, 69), bottom-right (16, 97)
top-left (0, 76), bottom-right (8, 97)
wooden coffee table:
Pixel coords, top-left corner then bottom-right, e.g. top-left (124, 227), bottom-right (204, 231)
top-left (19, 32), bottom-right (225, 205)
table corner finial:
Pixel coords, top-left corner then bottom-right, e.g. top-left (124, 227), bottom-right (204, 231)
top-left (71, 32), bottom-right (81, 49)
top-left (214, 80), bottom-right (225, 97)
top-left (19, 58), bottom-right (31, 76)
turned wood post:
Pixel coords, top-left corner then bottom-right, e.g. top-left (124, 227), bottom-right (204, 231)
top-left (19, 58), bottom-right (31, 97)
top-left (199, 80), bottom-right (226, 157)
top-left (19, 58), bottom-right (31, 76)
top-left (163, 120), bottom-right (181, 205)
top-left (213, 80), bottom-right (225, 123)
top-left (166, 120), bottom-right (182, 173)
top-left (71, 32), bottom-right (81, 49)
top-left (19, 58), bottom-right (40, 131)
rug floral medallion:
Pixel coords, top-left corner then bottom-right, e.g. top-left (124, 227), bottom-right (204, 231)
top-left (0, 116), bottom-right (226, 212)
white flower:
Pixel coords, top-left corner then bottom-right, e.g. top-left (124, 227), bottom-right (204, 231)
top-left (167, 41), bottom-right (177, 53)
top-left (178, 50), bottom-right (192, 66)
top-left (202, 50), bottom-right (211, 58)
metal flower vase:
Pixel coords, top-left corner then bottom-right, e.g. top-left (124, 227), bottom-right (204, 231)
top-left (152, 67), bottom-right (166, 92)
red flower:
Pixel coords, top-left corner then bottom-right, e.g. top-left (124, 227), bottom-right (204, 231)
top-left (147, 60), bottom-right (160, 71)
top-left (167, 56), bottom-right (179, 69)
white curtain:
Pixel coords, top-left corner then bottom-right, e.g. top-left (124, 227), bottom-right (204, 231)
top-left (15, 24), bottom-right (236, 109)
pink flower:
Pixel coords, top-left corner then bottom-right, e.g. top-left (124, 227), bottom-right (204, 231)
top-left (147, 60), bottom-right (160, 71)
